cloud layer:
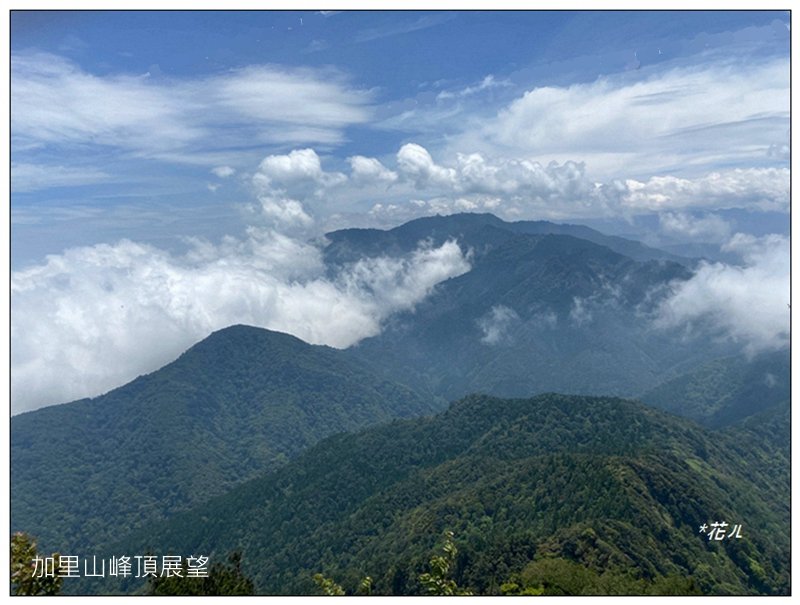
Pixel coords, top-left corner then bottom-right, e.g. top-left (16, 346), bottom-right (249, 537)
top-left (353, 144), bottom-right (789, 225)
top-left (11, 230), bottom-right (470, 413)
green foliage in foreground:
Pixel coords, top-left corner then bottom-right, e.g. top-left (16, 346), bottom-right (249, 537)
top-left (417, 531), bottom-right (473, 595)
top-left (315, 531), bottom-right (471, 596)
top-left (314, 530), bottom-right (703, 596)
top-left (10, 532), bottom-right (63, 596)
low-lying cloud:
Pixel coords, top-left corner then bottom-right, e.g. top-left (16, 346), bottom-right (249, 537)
top-left (478, 305), bottom-right (519, 345)
top-left (11, 231), bottom-right (470, 414)
top-left (654, 233), bottom-right (789, 355)
top-left (659, 211), bottom-right (732, 243)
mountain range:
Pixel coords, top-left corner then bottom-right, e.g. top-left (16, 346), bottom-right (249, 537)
top-left (335, 214), bottom-right (744, 403)
top-left (10, 212), bottom-right (789, 595)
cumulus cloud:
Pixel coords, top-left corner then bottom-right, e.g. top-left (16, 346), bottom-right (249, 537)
top-left (390, 143), bottom-right (594, 211)
top-left (609, 168), bottom-right (790, 213)
top-left (348, 155), bottom-right (398, 185)
top-left (257, 196), bottom-right (314, 229)
top-left (11, 232), bottom-right (470, 414)
top-left (453, 153), bottom-right (590, 200)
top-left (364, 143), bottom-right (788, 224)
top-left (249, 149), bottom-right (348, 229)
top-left (397, 143), bottom-right (458, 189)
top-left (254, 148), bottom-right (346, 198)
top-left (478, 305), bottom-right (519, 345)
top-left (654, 233), bottom-right (789, 355)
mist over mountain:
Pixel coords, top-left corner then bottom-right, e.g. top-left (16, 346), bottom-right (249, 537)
top-left (333, 213), bottom-right (764, 403)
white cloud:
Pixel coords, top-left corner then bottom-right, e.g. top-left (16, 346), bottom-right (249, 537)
top-left (768, 143), bottom-right (790, 159)
top-left (478, 305), bottom-right (519, 345)
top-left (12, 52), bottom-right (372, 167)
top-left (211, 166), bottom-right (236, 178)
top-left (394, 143), bottom-right (591, 203)
top-left (368, 144), bottom-right (788, 223)
top-left (249, 149), bottom-right (348, 228)
top-left (436, 74), bottom-right (511, 101)
top-left (453, 153), bottom-right (589, 200)
top-left (397, 143), bottom-right (457, 189)
top-left (257, 196), bottom-right (314, 229)
top-left (569, 297), bottom-right (593, 327)
top-left (610, 168), bottom-right (789, 213)
top-left (211, 65), bottom-right (371, 136)
top-left (12, 52), bottom-right (205, 154)
top-left (454, 57), bottom-right (788, 179)
top-left (253, 148), bottom-right (346, 198)
top-left (11, 231), bottom-right (470, 413)
top-left (659, 212), bottom-right (732, 243)
top-left (348, 155), bottom-right (398, 185)
top-left (11, 163), bottom-right (111, 192)
top-left (655, 233), bottom-right (789, 355)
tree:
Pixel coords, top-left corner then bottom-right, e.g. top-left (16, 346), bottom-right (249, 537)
top-left (313, 531), bottom-right (473, 596)
top-left (418, 531), bottom-right (473, 596)
top-left (312, 573), bottom-right (346, 596)
top-left (10, 532), bottom-right (63, 596)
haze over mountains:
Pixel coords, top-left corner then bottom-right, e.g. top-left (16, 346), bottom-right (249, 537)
top-left (333, 214), bottom-right (779, 406)
top-left (11, 212), bottom-right (789, 595)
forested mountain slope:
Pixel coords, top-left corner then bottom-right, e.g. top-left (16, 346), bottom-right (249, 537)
top-left (108, 393), bottom-right (789, 595)
top-left (11, 325), bottom-right (436, 554)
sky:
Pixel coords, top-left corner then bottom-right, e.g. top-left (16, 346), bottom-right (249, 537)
top-left (9, 9), bottom-right (791, 412)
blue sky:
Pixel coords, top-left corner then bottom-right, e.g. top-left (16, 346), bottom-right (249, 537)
top-left (9, 10), bottom-right (791, 412)
top-left (11, 10), bottom-right (790, 265)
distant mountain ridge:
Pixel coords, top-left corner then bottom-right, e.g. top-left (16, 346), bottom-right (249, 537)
top-left (324, 213), bottom-right (690, 267)
top-left (11, 325), bottom-right (437, 554)
top-left (334, 215), bottom-right (734, 403)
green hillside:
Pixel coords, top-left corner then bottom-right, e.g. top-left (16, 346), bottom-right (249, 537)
top-left (11, 325), bottom-right (437, 555)
top-left (640, 351), bottom-right (789, 428)
top-left (106, 393), bottom-right (789, 595)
